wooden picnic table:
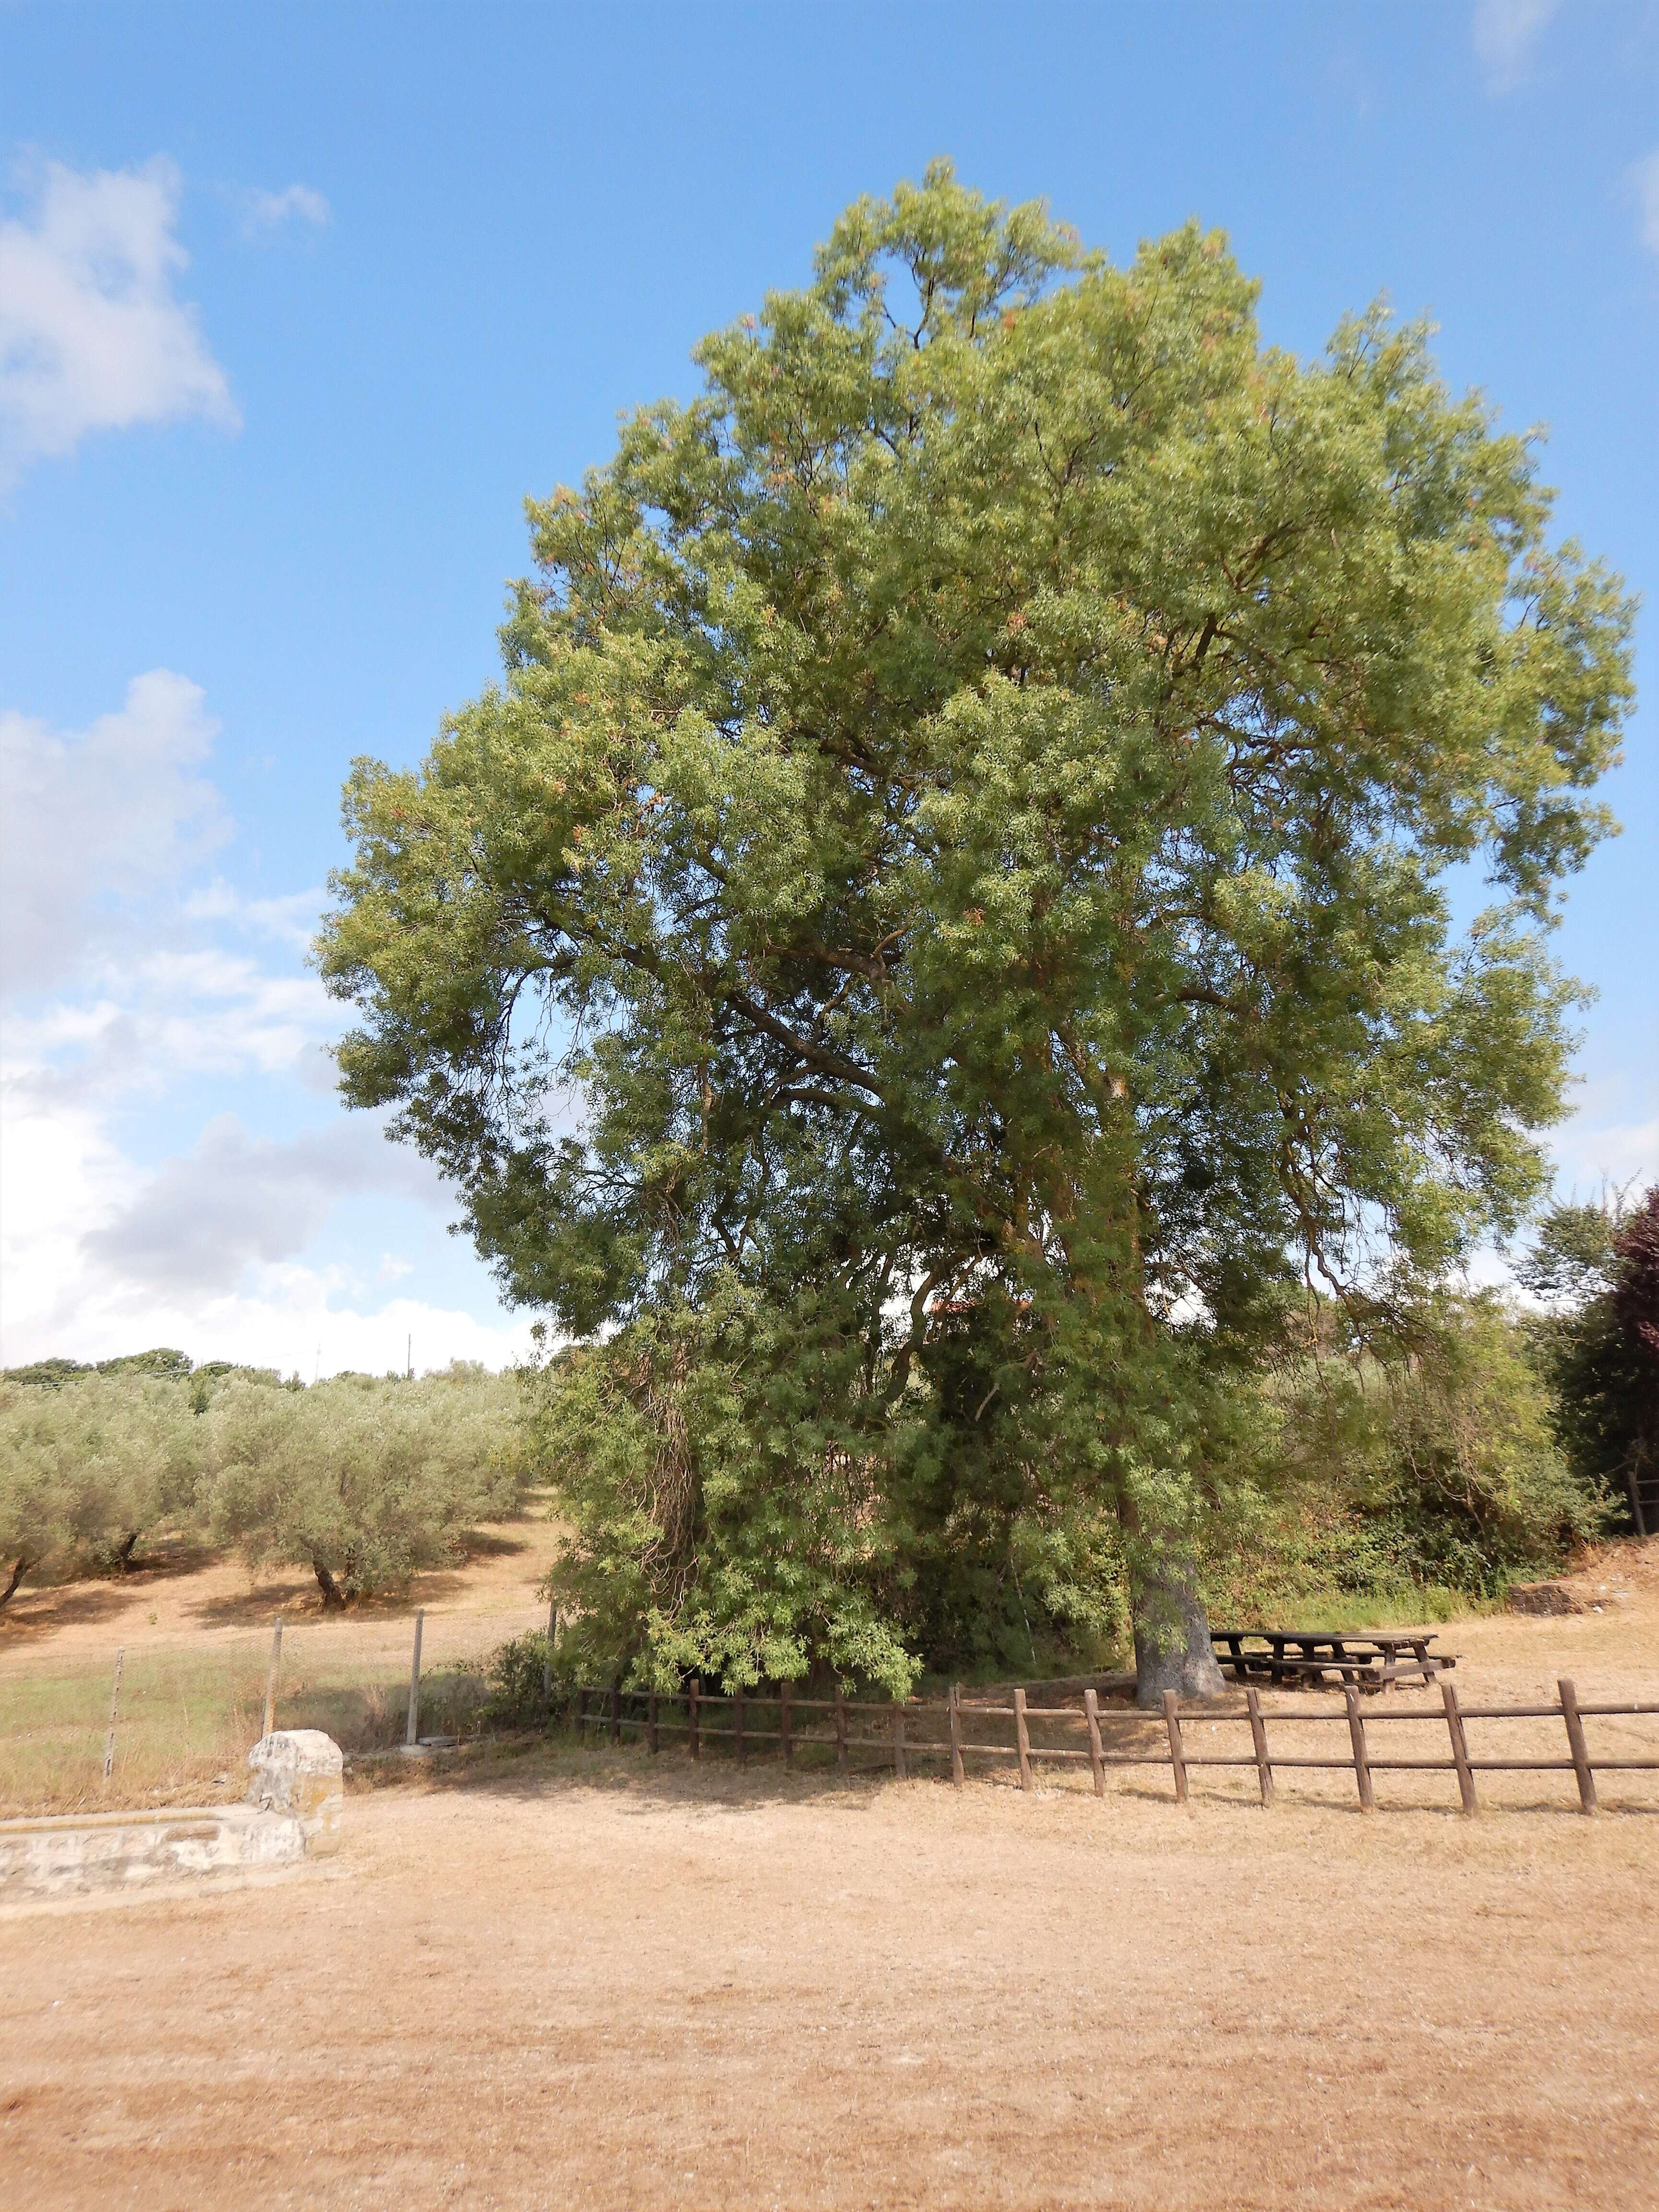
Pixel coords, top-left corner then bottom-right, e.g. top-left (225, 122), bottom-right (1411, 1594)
top-left (1211, 1628), bottom-right (1455, 1693)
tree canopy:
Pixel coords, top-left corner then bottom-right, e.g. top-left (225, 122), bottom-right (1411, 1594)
top-left (1522, 1185), bottom-right (1659, 1533)
top-left (320, 165), bottom-right (1633, 1696)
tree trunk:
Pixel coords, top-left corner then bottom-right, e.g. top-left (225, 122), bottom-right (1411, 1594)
top-left (312, 1558), bottom-right (347, 1611)
top-left (116, 1530), bottom-right (140, 1573)
top-left (0, 1555), bottom-right (29, 1610)
top-left (1130, 1556), bottom-right (1226, 1708)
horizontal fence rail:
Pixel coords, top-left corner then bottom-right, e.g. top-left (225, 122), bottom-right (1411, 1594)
top-left (562, 1676), bottom-right (1659, 1816)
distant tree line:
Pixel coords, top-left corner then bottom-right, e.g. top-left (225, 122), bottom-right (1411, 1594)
top-left (0, 1358), bottom-right (523, 1611)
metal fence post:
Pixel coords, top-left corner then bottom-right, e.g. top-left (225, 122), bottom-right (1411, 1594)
top-left (405, 1609), bottom-right (425, 1748)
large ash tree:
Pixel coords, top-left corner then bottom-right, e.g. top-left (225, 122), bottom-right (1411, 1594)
top-left (320, 167), bottom-right (1632, 1702)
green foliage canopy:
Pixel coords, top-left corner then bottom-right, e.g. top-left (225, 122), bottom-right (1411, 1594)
top-left (0, 1372), bottom-right (204, 1601)
top-left (1523, 1184), bottom-right (1659, 1527)
top-left (201, 1368), bottom-right (523, 1607)
top-left (320, 167), bottom-right (1633, 1690)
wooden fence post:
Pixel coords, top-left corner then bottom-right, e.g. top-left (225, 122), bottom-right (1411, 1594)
top-left (781, 1682), bottom-right (793, 1767)
top-left (1441, 1678), bottom-right (1477, 1815)
top-left (609, 1680), bottom-right (621, 1745)
top-left (734, 1687), bottom-right (745, 1767)
top-left (689, 1677), bottom-right (700, 1760)
top-left (949, 1683), bottom-right (965, 1787)
top-left (1559, 1678), bottom-right (1598, 1815)
top-left (834, 1686), bottom-right (848, 1776)
top-left (1014, 1686), bottom-right (1032, 1791)
top-left (405, 1609), bottom-right (425, 1748)
top-left (543, 1599), bottom-right (557, 1710)
top-left (1161, 1690), bottom-right (1188, 1804)
top-left (262, 1616), bottom-right (283, 1741)
top-left (101, 1647), bottom-right (125, 1783)
top-left (576, 1685), bottom-right (587, 1743)
top-left (647, 1692), bottom-right (659, 1755)
top-left (892, 1703), bottom-right (907, 1780)
top-left (1344, 1684), bottom-right (1374, 1811)
top-left (1245, 1686), bottom-right (1273, 1809)
top-left (1083, 1686), bottom-right (1105, 1798)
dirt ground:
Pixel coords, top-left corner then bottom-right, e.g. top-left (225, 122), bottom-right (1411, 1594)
top-left (3, 1541), bottom-right (1657, 2211)
top-left (0, 1508), bottom-right (567, 1668)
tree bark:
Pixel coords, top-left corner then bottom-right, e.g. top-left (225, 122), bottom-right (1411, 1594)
top-left (0, 1555), bottom-right (30, 1610)
top-left (312, 1558), bottom-right (347, 1611)
top-left (1130, 1556), bottom-right (1226, 1708)
top-left (116, 1530), bottom-right (140, 1572)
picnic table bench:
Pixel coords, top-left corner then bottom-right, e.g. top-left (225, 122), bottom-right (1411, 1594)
top-left (1211, 1628), bottom-right (1455, 1693)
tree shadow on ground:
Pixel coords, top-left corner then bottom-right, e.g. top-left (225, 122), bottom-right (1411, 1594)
top-left (0, 1583), bottom-right (138, 1642)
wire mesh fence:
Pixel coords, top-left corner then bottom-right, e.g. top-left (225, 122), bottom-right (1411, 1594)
top-left (0, 1611), bottom-right (521, 1817)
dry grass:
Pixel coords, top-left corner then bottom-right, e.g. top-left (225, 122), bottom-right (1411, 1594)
top-left (0, 1513), bottom-right (563, 1815)
top-left (1, 1538), bottom-right (1658, 2208)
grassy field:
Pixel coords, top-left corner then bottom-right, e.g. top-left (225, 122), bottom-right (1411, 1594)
top-left (0, 1517), bottom-right (561, 1816)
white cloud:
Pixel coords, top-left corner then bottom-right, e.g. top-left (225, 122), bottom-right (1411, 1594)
top-left (0, 666), bottom-right (535, 1376)
top-left (1472, 0), bottom-right (1559, 93)
top-left (0, 672), bottom-right (230, 997)
top-left (241, 182), bottom-right (332, 237)
top-left (0, 156), bottom-right (237, 482)
top-left (1632, 151), bottom-right (1659, 253)
top-left (182, 882), bottom-right (323, 950)
top-left (84, 1113), bottom-right (445, 1295)
top-left (0, 1068), bottom-right (530, 1377)
top-left (1550, 1111), bottom-right (1659, 1196)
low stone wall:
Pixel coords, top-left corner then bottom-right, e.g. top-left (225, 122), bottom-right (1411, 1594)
top-left (0, 1729), bottom-right (343, 1904)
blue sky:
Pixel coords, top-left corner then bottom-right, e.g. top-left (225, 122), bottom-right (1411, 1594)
top-left (1, 0), bottom-right (1655, 1374)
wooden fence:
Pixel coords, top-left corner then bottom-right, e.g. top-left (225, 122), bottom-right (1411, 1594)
top-left (568, 1676), bottom-right (1659, 1816)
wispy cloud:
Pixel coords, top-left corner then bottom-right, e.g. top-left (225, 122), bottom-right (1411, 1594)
top-left (84, 1113), bottom-right (444, 1296)
top-left (241, 182), bottom-right (332, 237)
top-left (1632, 150), bottom-right (1659, 252)
top-left (1471, 0), bottom-right (1559, 94)
top-left (0, 156), bottom-right (237, 483)
top-left (0, 672), bottom-right (229, 997)
top-left (0, 665), bottom-right (529, 1375)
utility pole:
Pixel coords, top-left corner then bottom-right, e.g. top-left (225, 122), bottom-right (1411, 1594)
top-left (406, 1333), bottom-right (412, 1381)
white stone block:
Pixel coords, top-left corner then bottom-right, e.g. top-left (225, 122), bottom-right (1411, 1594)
top-left (246, 1730), bottom-right (344, 1855)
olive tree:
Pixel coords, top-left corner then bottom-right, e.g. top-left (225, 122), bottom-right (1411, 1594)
top-left (0, 1372), bottom-right (204, 1604)
top-left (202, 1369), bottom-right (522, 1608)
